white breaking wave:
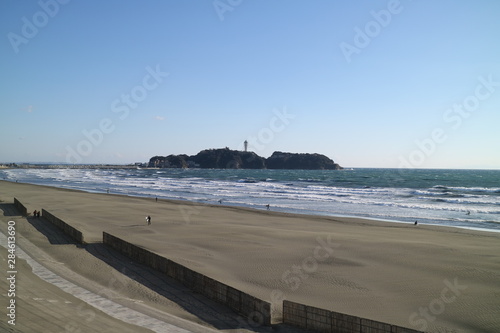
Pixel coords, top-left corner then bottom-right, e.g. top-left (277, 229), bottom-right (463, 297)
top-left (2, 168), bottom-right (499, 231)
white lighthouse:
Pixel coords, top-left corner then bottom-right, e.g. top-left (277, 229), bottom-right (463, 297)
top-left (244, 140), bottom-right (248, 152)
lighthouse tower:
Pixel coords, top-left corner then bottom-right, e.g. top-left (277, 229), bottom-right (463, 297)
top-left (244, 140), bottom-right (248, 152)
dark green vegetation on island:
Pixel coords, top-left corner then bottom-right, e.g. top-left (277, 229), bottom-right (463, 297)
top-left (148, 148), bottom-right (343, 170)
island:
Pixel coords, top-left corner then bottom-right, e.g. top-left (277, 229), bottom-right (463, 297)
top-left (148, 148), bottom-right (342, 170)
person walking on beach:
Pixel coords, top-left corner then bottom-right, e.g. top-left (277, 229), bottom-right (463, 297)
top-left (146, 215), bottom-right (151, 226)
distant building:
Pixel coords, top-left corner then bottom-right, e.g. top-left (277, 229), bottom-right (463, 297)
top-left (244, 140), bottom-right (248, 152)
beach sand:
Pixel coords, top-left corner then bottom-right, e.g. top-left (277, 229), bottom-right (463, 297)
top-left (1, 180), bottom-right (499, 332)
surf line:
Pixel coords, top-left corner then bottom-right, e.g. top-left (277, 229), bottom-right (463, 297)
top-left (0, 230), bottom-right (192, 333)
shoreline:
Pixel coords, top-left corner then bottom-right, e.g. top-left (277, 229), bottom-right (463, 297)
top-left (2, 179), bottom-right (499, 235)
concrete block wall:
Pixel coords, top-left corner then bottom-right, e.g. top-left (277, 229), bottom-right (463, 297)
top-left (13, 198), bottom-right (27, 216)
top-left (283, 301), bottom-right (423, 333)
top-left (283, 301), bottom-right (307, 328)
top-left (331, 310), bottom-right (360, 333)
top-left (307, 306), bottom-right (333, 333)
top-left (103, 232), bottom-right (272, 325)
top-left (41, 209), bottom-right (85, 244)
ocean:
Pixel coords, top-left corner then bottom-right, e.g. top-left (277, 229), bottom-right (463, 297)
top-left (1, 168), bottom-right (499, 232)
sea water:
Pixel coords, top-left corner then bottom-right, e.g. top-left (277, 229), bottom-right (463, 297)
top-left (1, 168), bottom-right (499, 232)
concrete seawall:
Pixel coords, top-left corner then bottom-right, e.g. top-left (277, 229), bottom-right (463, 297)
top-left (42, 209), bottom-right (85, 244)
top-left (103, 232), bottom-right (271, 326)
top-left (283, 300), bottom-right (423, 333)
top-left (14, 197), bottom-right (28, 216)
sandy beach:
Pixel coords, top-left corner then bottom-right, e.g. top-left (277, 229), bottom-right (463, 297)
top-left (1, 180), bottom-right (500, 332)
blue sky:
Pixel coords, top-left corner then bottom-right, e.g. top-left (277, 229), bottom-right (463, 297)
top-left (1, 0), bottom-right (499, 168)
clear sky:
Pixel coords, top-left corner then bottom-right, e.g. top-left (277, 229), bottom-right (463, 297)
top-left (1, 0), bottom-right (499, 169)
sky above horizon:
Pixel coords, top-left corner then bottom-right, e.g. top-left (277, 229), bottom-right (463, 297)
top-left (1, 1), bottom-right (499, 169)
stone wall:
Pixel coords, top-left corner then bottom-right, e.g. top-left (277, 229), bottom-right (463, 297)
top-left (41, 209), bottom-right (85, 244)
top-left (103, 232), bottom-right (271, 326)
top-left (13, 197), bottom-right (27, 216)
top-left (283, 300), bottom-right (423, 333)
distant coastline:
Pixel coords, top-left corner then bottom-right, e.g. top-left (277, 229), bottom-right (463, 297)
top-left (1, 148), bottom-right (342, 171)
top-left (0, 163), bottom-right (142, 170)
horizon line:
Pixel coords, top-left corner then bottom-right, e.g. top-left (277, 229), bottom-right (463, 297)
top-left (1, 162), bottom-right (499, 171)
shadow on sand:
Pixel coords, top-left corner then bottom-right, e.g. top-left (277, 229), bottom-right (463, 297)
top-left (1, 202), bottom-right (77, 246)
top-left (0, 203), bottom-right (21, 217)
top-left (26, 215), bottom-right (80, 246)
top-left (85, 243), bottom-right (301, 332)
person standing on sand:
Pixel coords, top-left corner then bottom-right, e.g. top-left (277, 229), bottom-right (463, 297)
top-left (146, 215), bottom-right (151, 225)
